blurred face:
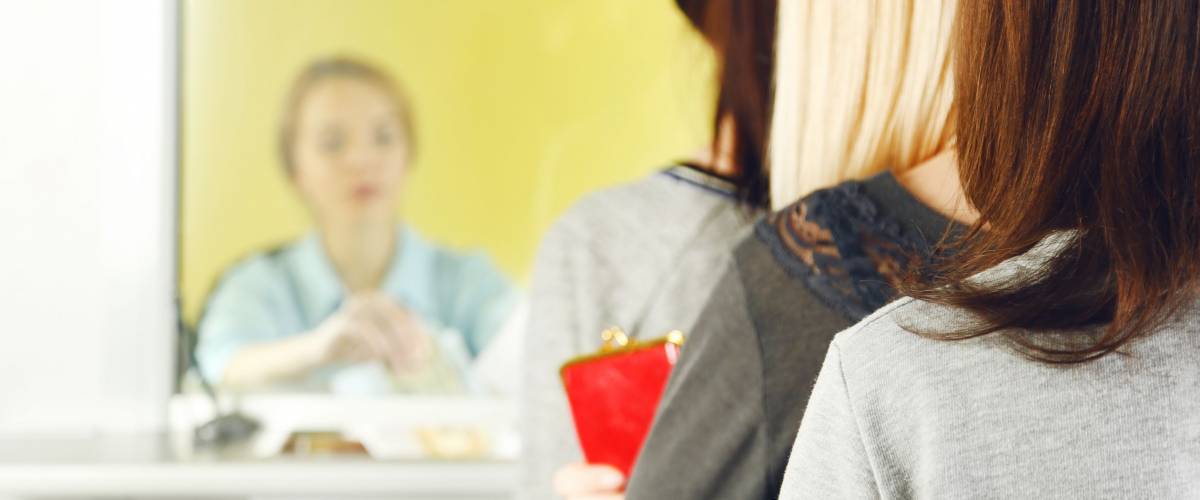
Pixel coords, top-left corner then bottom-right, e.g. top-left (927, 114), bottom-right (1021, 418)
top-left (290, 77), bottom-right (410, 228)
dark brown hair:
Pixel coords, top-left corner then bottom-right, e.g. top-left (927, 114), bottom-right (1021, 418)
top-left (676, 0), bottom-right (776, 206)
top-left (278, 56), bottom-right (416, 174)
top-left (906, 0), bottom-right (1200, 362)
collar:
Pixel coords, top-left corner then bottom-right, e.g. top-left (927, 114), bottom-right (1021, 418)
top-left (660, 164), bottom-right (739, 198)
top-left (287, 225), bottom-right (439, 325)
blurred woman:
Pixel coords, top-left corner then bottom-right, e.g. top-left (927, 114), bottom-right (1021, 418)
top-left (195, 57), bottom-right (517, 394)
top-left (517, 1), bottom-right (775, 499)
top-left (783, 0), bottom-right (1200, 497)
top-left (625, 1), bottom-right (960, 498)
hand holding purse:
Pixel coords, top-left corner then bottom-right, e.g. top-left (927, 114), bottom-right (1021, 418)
top-left (559, 327), bottom-right (684, 478)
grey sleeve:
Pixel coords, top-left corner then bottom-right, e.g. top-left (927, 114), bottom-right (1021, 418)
top-left (516, 222), bottom-right (616, 500)
top-left (624, 263), bottom-right (770, 500)
top-left (779, 343), bottom-right (880, 499)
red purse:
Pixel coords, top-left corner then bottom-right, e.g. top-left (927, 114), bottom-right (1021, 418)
top-left (559, 327), bottom-right (685, 479)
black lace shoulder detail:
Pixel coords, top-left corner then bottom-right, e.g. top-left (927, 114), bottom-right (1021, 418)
top-left (755, 181), bottom-right (933, 321)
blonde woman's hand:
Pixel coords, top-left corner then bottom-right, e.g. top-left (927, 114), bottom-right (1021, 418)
top-left (309, 291), bottom-right (434, 374)
top-left (356, 291), bottom-right (435, 374)
top-left (221, 291), bottom-right (434, 389)
top-left (553, 463), bottom-right (625, 500)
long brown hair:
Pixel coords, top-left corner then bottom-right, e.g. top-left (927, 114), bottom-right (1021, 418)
top-left (676, 0), bottom-right (776, 206)
top-left (907, 0), bottom-right (1200, 363)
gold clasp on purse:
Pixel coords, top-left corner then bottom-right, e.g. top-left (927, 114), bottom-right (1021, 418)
top-left (665, 329), bottom-right (685, 346)
top-left (600, 327), bottom-right (630, 352)
top-left (599, 327), bottom-right (685, 353)
top-left (560, 327), bottom-right (688, 381)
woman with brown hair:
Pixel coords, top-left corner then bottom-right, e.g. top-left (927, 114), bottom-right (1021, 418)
top-left (783, 0), bottom-right (1200, 497)
top-left (517, 0), bottom-right (776, 498)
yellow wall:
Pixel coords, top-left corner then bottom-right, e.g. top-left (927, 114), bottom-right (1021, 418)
top-left (181, 0), bottom-right (715, 323)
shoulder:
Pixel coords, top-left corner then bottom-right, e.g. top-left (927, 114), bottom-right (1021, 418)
top-left (828, 297), bottom-right (924, 351)
top-left (436, 248), bottom-right (509, 287)
top-left (197, 241), bottom-right (306, 331)
top-left (826, 297), bottom-right (1010, 395)
top-left (407, 229), bottom-right (509, 286)
top-left (755, 176), bottom-right (929, 320)
top-left (765, 177), bottom-right (910, 258)
top-left (584, 165), bottom-right (737, 207)
top-left (208, 244), bottom-right (297, 299)
top-left (730, 228), bottom-right (834, 323)
top-left (548, 168), bottom-right (741, 240)
top-left (831, 298), bottom-right (950, 360)
top-left (537, 167), bottom-right (746, 267)
top-left (553, 172), bottom-right (671, 224)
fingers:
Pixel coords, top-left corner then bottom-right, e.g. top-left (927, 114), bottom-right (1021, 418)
top-left (553, 463), bottom-right (625, 497)
top-left (355, 294), bottom-right (432, 373)
top-left (345, 311), bottom-right (396, 366)
top-left (340, 324), bottom-right (382, 362)
top-left (328, 329), bottom-right (371, 362)
top-left (371, 302), bottom-right (421, 372)
top-left (386, 306), bottom-right (433, 370)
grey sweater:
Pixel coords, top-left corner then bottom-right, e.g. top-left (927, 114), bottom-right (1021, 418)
top-left (517, 165), bottom-right (755, 500)
top-left (782, 294), bottom-right (1200, 499)
top-left (625, 173), bottom-right (954, 500)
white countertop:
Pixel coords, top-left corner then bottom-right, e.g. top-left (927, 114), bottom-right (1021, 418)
top-left (0, 433), bottom-right (515, 499)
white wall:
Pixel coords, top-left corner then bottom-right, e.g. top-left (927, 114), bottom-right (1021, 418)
top-left (0, 0), bottom-right (176, 433)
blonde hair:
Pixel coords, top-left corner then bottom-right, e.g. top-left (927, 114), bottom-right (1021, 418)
top-left (769, 0), bottom-right (957, 208)
top-left (279, 56), bottom-right (416, 174)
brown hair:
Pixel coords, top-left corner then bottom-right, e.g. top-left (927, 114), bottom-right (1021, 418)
top-left (906, 0), bottom-right (1200, 362)
top-left (278, 56), bottom-right (416, 174)
top-left (676, 0), bottom-right (776, 206)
